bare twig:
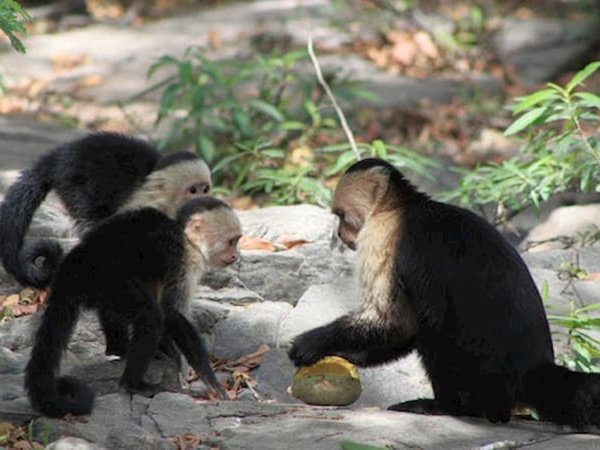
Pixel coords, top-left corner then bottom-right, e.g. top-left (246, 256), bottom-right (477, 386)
top-left (306, 32), bottom-right (361, 160)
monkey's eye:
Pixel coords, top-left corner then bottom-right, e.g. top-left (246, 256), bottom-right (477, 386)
top-left (187, 183), bottom-right (210, 196)
top-left (228, 236), bottom-right (241, 247)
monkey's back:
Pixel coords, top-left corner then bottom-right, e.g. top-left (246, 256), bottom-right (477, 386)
top-left (400, 199), bottom-right (554, 376)
top-left (51, 133), bottom-right (160, 223)
top-left (50, 207), bottom-right (184, 307)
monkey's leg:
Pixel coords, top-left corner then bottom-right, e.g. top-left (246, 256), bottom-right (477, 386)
top-left (165, 310), bottom-right (226, 400)
top-left (157, 332), bottom-right (182, 369)
top-left (289, 313), bottom-right (415, 367)
top-left (99, 308), bottom-right (129, 358)
top-left (119, 291), bottom-right (163, 394)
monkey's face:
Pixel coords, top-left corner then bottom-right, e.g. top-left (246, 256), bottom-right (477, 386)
top-left (159, 159), bottom-right (213, 208)
top-left (332, 168), bottom-right (389, 250)
top-left (185, 208), bottom-right (242, 269)
top-left (332, 174), bottom-right (368, 251)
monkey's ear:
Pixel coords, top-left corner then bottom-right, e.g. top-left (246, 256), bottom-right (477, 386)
top-left (187, 215), bottom-right (206, 232)
top-left (365, 166), bottom-right (389, 201)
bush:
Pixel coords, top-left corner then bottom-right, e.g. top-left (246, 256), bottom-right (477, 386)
top-left (149, 47), bottom-right (439, 205)
top-left (442, 61), bottom-right (600, 224)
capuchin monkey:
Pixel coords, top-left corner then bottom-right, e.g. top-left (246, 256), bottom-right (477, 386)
top-left (289, 158), bottom-right (600, 429)
top-left (25, 197), bottom-right (241, 417)
top-left (0, 132), bottom-right (212, 289)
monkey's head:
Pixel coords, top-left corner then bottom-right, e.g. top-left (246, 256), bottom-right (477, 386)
top-left (178, 197), bottom-right (242, 269)
top-left (130, 152), bottom-right (213, 218)
top-left (332, 158), bottom-right (418, 250)
top-left (156, 151), bottom-right (212, 200)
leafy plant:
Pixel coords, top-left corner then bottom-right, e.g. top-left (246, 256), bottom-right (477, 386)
top-left (442, 61), bottom-right (600, 224)
top-left (0, 0), bottom-right (30, 54)
top-left (540, 261), bottom-right (600, 373)
top-left (149, 46), bottom-right (438, 205)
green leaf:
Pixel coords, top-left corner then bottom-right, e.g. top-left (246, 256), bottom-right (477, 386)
top-left (574, 92), bottom-right (600, 110)
top-left (566, 62), bottom-right (600, 93)
top-left (540, 280), bottom-right (549, 302)
top-left (504, 107), bottom-right (548, 136)
top-left (340, 440), bottom-right (388, 450)
top-left (513, 89), bottom-right (559, 114)
top-left (197, 135), bottom-right (216, 163)
top-left (249, 99), bottom-right (285, 122)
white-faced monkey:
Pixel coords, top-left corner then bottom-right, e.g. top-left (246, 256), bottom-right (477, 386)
top-left (25, 197), bottom-right (241, 417)
top-left (289, 158), bottom-right (600, 429)
top-left (0, 132), bottom-right (212, 289)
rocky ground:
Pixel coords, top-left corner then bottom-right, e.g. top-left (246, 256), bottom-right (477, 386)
top-left (1, 118), bottom-right (600, 449)
top-left (1, 1), bottom-right (600, 449)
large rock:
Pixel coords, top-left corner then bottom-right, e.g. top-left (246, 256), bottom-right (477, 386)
top-left (493, 18), bottom-right (599, 86)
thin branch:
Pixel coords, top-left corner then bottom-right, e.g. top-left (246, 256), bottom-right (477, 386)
top-left (306, 32), bottom-right (361, 160)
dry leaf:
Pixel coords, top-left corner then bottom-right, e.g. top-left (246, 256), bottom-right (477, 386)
top-left (280, 239), bottom-right (309, 250)
top-left (585, 272), bottom-right (600, 282)
top-left (208, 30), bottom-right (223, 50)
top-left (2, 294), bottom-right (19, 307)
top-left (10, 304), bottom-right (38, 317)
top-left (239, 236), bottom-right (277, 252)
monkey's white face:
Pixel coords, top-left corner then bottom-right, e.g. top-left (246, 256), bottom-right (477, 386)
top-left (185, 208), bottom-right (242, 269)
top-left (173, 160), bottom-right (213, 204)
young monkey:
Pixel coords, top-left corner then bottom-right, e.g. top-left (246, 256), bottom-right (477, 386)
top-left (0, 132), bottom-right (212, 288)
top-left (25, 197), bottom-right (241, 418)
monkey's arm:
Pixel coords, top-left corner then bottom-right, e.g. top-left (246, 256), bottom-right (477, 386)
top-left (289, 313), bottom-right (415, 368)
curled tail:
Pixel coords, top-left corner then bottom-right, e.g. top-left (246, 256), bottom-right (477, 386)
top-left (521, 363), bottom-right (600, 429)
top-left (0, 150), bottom-right (63, 288)
top-left (24, 292), bottom-right (95, 417)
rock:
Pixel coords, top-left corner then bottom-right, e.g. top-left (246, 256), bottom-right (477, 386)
top-left (277, 276), bottom-right (361, 346)
top-left (523, 204), bottom-right (600, 252)
top-left (45, 437), bottom-right (107, 450)
top-left (212, 301), bottom-right (293, 359)
top-left (493, 18), bottom-right (599, 86)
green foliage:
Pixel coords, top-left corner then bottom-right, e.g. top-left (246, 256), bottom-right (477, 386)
top-left (149, 46), bottom-right (438, 205)
top-left (0, 0), bottom-right (30, 54)
top-left (442, 61), bottom-right (600, 224)
top-left (541, 262), bottom-right (600, 373)
top-left (340, 440), bottom-right (389, 450)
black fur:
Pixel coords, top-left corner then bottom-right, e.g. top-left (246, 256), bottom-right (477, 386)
top-left (289, 157), bottom-right (600, 429)
top-left (0, 133), bottom-right (203, 289)
top-left (25, 199), bottom-right (227, 417)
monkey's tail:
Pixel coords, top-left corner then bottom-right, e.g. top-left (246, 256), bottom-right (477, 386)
top-left (0, 149), bottom-right (63, 288)
top-left (521, 363), bottom-right (600, 429)
top-left (24, 292), bottom-right (95, 417)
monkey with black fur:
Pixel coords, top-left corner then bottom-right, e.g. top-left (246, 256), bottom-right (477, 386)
top-left (0, 132), bottom-right (212, 289)
top-left (25, 197), bottom-right (241, 417)
top-left (289, 158), bottom-right (600, 429)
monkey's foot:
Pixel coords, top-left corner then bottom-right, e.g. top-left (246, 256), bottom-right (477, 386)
top-left (121, 380), bottom-right (163, 397)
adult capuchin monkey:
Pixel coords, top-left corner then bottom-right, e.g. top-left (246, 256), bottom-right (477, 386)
top-left (25, 197), bottom-right (241, 417)
top-left (289, 158), bottom-right (600, 429)
top-left (0, 132), bottom-right (212, 289)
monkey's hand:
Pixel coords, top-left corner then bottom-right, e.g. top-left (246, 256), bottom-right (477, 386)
top-left (288, 327), bottom-right (331, 367)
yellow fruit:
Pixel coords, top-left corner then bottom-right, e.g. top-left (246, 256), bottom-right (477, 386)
top-left (291, 356), bottom-right (362, 406)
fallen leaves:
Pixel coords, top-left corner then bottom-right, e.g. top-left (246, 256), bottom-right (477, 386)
top-left (0, 422), bottom-right (44, 450)
top-left (170, 431), bottom-right (221, 450)
top-left (239, 236), bottom-right (310, 252)
top-left (0, 288), bottom-right (48, 321)
top-left (187, 344), bottom-right (270, 401)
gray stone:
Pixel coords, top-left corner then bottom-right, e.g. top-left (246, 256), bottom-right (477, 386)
top-left (524, 204), bottom-right (600, 252)
top-left (46, 437), bottom-right (107, 450)
top-left (238, 204), bottom-right (338, 244)
top-left (277, 276), bottom-right (360, 346)
top-left (212, 301), bottom-right (293, 359)
top-left (493, 18), bottom-right (599, 85)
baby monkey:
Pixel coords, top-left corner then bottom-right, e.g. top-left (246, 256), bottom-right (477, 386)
top-left (25, 197), bottom-right (241, 417)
